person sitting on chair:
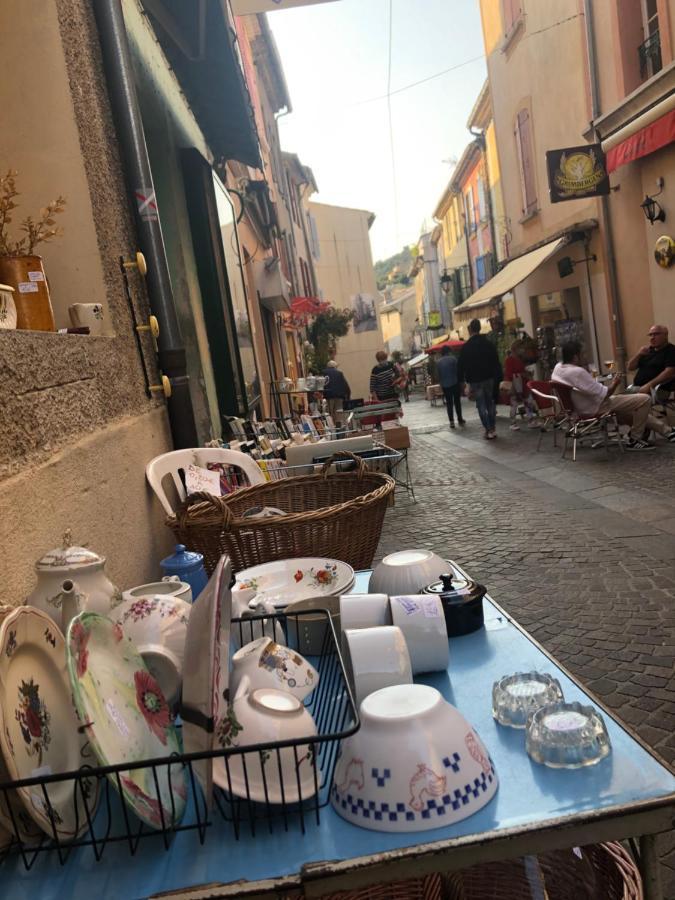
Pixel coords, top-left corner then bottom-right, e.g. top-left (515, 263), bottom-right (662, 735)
top-left (626, 325), bottom-right (675, 438)
top-left (552, 340), bottom-right (669, 451)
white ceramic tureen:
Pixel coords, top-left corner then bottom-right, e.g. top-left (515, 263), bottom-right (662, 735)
top-left (25, 530), bottom-right (122, 624)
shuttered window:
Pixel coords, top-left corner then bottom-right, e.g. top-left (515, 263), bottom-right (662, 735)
top-left (514, 108), bottom-right (537, 217)
top-left (503, 0), bottom-right (522, 34)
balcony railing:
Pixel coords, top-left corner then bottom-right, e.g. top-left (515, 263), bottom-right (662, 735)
top-left (638, 29), bottom-right (662, 81)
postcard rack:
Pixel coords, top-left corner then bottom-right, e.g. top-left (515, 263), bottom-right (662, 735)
top-left (0, 609), bottom-right (358, 870)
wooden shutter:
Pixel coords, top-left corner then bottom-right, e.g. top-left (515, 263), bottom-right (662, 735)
top-left (503, 0), bottom-right (522, 33)
top-left (515, 108), bottom-right (537, 216)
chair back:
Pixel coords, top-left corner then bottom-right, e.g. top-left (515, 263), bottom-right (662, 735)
top-left (146, 448), bottom-right (266, 516)
top-left (551, 381), bottom-right (576, 416)
top-left (527, 380), bottom-right (558, 415)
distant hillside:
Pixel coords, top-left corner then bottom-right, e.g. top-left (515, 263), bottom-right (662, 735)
top-left (374, 245), bottom-right (413, 291)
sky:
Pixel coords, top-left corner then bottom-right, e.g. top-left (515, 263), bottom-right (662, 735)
top-left (268, 0), bottom-right (488, 263)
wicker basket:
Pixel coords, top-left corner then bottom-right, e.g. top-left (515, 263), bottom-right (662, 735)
top-left (167, 452), bottom-right (396, 575)
top-left (313, 872), bottom-right (442, 900)
top-left (445, 842), bottom-right (642, 900)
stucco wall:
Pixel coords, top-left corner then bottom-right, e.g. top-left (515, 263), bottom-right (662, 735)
top-left (310, 203), bottom-right (383, 400)
top-left (0, 408), bottom-right (174, 606)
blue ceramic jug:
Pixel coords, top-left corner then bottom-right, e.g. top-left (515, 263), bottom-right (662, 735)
top-left (160, 544), bottom-right (208, 601)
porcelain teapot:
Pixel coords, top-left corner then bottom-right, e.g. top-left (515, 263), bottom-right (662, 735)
top-left (25, 530), bottom-right (122, 623)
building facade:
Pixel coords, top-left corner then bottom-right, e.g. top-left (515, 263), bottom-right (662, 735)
top-left (379, 286), bottom-right (419, 358)
top-left (309, 202), bottom-right (384, 399)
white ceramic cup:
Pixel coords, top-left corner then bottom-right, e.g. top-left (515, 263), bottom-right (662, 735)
top-left (389, 595), bottom-right (449, 675)
top-left (68, 302), bottom-right (106, 336)
top-left (339, 594), bottom-right (391, 632)
top-left (284, 595), bottom-right (340, 656)
top-left (212, 674), bottom-right (318, 804)
top-left (343, 625), bottom-right (412, 708)
top-left (230, 636), bottom-right (319, 701)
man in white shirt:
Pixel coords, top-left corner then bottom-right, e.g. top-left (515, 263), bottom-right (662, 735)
top-left (552, 341), bottom-right (661, 451)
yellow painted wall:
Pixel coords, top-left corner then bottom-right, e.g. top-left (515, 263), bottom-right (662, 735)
top-left (310, 202), bottom-right (384, 399)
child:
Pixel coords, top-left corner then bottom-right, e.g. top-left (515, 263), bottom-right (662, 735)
top-left (504, 347), bottom-right (537, 430)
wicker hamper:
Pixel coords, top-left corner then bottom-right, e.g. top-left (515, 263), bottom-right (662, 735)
top-left (311, 873), bottom-right (442, 900)
top-left (445, 842), bottom-right (642, 900)
top-left (168, 453), bottom-right (396, 575)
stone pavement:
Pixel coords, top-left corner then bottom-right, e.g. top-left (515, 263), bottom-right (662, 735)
top-left (375, 394), bottom-right (675, 891)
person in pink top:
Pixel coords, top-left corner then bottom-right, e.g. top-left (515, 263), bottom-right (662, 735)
top-left (504, 347), bottom-right (537, 431)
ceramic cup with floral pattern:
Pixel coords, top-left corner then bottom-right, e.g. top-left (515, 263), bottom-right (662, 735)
top-left (230, 636), bottom-right (319, 702)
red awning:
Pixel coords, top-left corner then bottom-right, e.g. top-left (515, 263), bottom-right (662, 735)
top-left (606, 109), bottom-right (675, 173)
top-left (426, 339), bottom-right (466, 353)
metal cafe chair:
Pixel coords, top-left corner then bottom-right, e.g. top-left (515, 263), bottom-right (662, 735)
top-left (527, 380), bottom-right (567, 451)
top-left (551, 382), bottom-right (623, 462)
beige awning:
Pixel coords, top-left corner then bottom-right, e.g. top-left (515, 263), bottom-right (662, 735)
top-left (453, 237), bottom-right (568, 312)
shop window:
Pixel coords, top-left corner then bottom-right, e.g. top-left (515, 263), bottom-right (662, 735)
top-left (514, 108), bottom-right (538, 219)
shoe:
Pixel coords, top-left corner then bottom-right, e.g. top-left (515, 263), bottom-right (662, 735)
top-left (449, 422), bottom-right (456, 429)
top-left (665, 429), bottom-right (675, 443)
top-left (458, 419), bottom-right (466, 426)
top-left (527, 419), bottom-right (540, 429)
top-left (624, 437), bottom-right (656, 451)
top-left (487, 430), bottom-right (497, 440)
top-left (483, 430), bottom-right (490, 440)
top-left (509, 423), bottom-right (520, 431)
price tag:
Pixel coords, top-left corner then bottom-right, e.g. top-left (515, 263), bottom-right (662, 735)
top-left (185, 464), bottom-right (221, 497)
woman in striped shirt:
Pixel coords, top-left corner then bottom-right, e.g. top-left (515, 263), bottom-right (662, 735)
top-left (370, 350), bottom-right (399, 400)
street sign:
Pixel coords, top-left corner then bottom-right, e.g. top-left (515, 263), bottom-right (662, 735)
top-left (232, 0), bottom-right (339, 14)
top-left (546, 144), bottom-right (610, 203)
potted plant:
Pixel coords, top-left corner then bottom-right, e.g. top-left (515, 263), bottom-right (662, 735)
top-left (0, 170), bottom-right (66, 331)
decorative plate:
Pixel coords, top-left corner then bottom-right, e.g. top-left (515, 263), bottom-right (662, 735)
top-left (234, 557), bottom-right (355, 608)
top-left (66, 612), bottom-right (186, 829)
top-left (180, 555), bottom-right (232, 805)
top-left (0, 606), bottom-right (99, 840)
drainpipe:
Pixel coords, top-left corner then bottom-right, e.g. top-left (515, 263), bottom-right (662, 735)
top-left (93, 0), bottom-right (198, 449)
top-left (583, 0), bottom-right (627, 375)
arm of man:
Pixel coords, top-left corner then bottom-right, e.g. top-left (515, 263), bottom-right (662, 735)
top-left (565, 366), bottom-right (609, 406)
top-left (638, 355), bottom-right (675, 393)
top-left (627, 346), bottom-right (649, 371)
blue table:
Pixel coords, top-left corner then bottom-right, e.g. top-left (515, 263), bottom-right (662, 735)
top-left (4, 570), bottom-right (675, 899)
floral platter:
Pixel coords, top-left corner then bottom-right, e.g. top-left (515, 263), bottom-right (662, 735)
top-left (234, 557), bottom-right (355, 609)
top-left (0, 606), bottom-right (99, 841)
top-left (66, 612), bottom-right (186, 830)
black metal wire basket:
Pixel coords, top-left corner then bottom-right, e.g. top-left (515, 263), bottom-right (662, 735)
top-left (0, 609), bottom-right (358, 870)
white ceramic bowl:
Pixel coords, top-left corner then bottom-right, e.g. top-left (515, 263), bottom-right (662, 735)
top-left (368, 551), bottom-right (448, 596)
top-left (390, 595), bottom-right (449, 674)
top-left (122, 580), bottom-right (192, 604)
top-left (112, 595), bottom-right (191, 704)
top-left (343, 626), bottom-right (412, 708)
top-left (339, 594), bottom-right (391, 632)
top-left (213, 676), bottom-right (318, 804)
top-left (332, 684), bottom-right (498, 832)
top-left (230, 636), bottom-right (319, 701)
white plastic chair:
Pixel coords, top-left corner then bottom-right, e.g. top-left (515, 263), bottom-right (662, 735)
top-left (146, 448), bottom-right (266, 516)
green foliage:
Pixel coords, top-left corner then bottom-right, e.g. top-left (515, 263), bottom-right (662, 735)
top-left (304, 307), bottom-right (354, 372)
top-left (0, 170), bottom-right (66, 256)
top-left (374, 245), bottom-right (414, 291)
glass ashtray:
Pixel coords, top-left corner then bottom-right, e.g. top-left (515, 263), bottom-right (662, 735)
top-left (526, 701), bottom-right (612, 769)
top-left (492, 672), bottom-right (564, 728)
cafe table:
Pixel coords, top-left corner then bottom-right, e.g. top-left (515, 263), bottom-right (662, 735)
top-left (3, 569), bottom-right (675, 900)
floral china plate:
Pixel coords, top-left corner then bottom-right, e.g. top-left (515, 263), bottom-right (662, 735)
top-left (0, 606), bottom-right (99, 840)
top-left (234, 558), bottom-right (355, 609)
top-left (66, 612), bottom-right (186, 830)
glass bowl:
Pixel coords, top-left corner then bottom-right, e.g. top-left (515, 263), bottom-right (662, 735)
top-left (492, 672), bottom-right (564, 728)
top-left (526, 701), bottom-right (612, 768)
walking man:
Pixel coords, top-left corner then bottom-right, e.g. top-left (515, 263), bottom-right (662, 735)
top-left (436, 346), bottom-right (465, 429)
top-left (457, 319), bottom-right (500, 440)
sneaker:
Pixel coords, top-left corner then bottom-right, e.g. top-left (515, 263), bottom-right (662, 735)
top-left (509, 423), bottom-right (520, 431)
top-left (624, 437), bottom-right (656, 451)
top-left (458, 419), bottom-right (466, 426)
top-left (665, 429), bottom-right (675, 443)
top-left (449, 422), bottom-right (456, 429)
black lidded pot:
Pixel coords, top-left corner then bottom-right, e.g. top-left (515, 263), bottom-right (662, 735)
top-left (420, 565), bottom-right (486, 637)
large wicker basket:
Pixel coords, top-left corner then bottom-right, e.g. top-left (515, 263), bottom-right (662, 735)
top-left (167, 452), bottom-right (395, 575)
top-left (445, 842), bottom-right (642, 900)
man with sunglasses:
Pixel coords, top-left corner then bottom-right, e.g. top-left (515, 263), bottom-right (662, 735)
top-left (627, 325), bottom-right (675, 442)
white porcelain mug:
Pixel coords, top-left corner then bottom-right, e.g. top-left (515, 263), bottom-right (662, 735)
top-left (339, 594), bottom-right (391, 632)
top-left (343, 625), bottom-right (412, 708)
top-left (389, 595), bottom-right (449, 675)
top-left (230, 635), bottom-right (319, 701)
top-left (69, 303), bottom-right (106, 336)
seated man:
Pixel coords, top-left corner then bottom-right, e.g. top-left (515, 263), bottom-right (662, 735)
top-left (627, 324), bottom-right (675, 430)
top-left (552, 341), bottom-right (675, 451)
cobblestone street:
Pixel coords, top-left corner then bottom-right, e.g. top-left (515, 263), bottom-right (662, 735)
top-left (376, 395), bottom-right (675, 890)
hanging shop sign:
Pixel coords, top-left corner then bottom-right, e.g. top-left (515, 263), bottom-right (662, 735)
top-left (546, 145), bottom-right (610, 203)
top-left (231, 0), bottom-right (339, 13)
top-left (427, 311), bottom-right (442, 330)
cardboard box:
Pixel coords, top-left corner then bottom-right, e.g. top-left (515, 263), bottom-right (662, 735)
top-left (373, 424), bottom-right (410, 450)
